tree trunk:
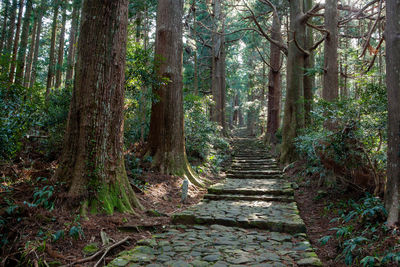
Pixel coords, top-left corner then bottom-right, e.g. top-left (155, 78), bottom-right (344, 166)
top-left (5, 0), bottom-right (17, 55)
top-left (53, 0), bottom-right (142, 215)
top-left (55, 5), bottom-right (66, 89)
top-left (303, 0), bottom-right (315, 126)
top-left (147, 0), bottom-right (203, 187)
top-left (65, 0), bottom-right (81, 85)
top-left (46, 3), bottom-right (59, 96)
top-left (0, 0), bottom-right (10, 54)
top-left (322, 0), bottom-right (339, 102)
top-left (210, 0), bottom-right (226, 133)
top-left (8, 0), bottom-right (23, 83)
top-left (23, 14), bottom-right (36, 87)
top-left (266, 12), bottom-right (282, 142)
top-left (29, 2), bottom-right (43, 88)
top-left (15, 0), bottom-right (32, 85)
top-left (385, 0), bottom-right (400, 227)
top-left (280, 0), bottom-right (306, 164)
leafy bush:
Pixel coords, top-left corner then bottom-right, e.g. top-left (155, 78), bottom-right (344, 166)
top-left (295, 83), bottom-right (387, 191)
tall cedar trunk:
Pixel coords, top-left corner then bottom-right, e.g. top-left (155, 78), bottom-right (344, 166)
top-left (8, 0), bottom-right (23, 83)
top-left (280, 0), bottom-right (305, 164)
top-left (266, 12), bottom-right (282, 142)
top-left (15, 0), bottom-right (32, 85)
top-left (260, 62), bottom-right (266, 133)
top-left (211, 0), bottom-right (226, 133)
top-left (23, 14), bottom-right (36, 87)
top-left (385, 0), bottom-right (400, 227)
top-left (233, 94), bottom-right (239, 126)
top-left (53, 0), bottom-right (142, 214)
top-left (322, 0), bottom-right (339, 102)
top-left (246, 52), bottom-right (255, 136)
top-left (55, 6), bottom-right (66, 88)
top-left (65, 0), bottom-right (80, 84)
top-left (46, 3), bottom-right (59, 96)
top-left (29, 2), bottom-right (43, 88)
top-left (303, 0), bottom-right (315, 126)
top-left (147, 0), bottom-right (203, 187)
top-left (0, 0), bottom-right (9, 54)
top-left (5, 0), bottom-right (17, 55)
top-left (192, 0), bottom-right (198, 95)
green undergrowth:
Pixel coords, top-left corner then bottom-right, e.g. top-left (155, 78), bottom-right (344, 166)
top-left (319, 193), bottom-right (400, 266)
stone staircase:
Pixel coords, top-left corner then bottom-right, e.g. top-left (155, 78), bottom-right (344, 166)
top-left (108, 136), bottom-right (322, 267)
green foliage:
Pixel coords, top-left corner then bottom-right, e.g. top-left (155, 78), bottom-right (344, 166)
top-left (184, 93), bottom-right (230, 171)
top-left (295, 83), bottom-right (387, 186)
top-left (321, 194), bottom-right (400, 266)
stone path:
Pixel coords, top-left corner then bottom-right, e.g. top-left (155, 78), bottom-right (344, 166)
top-left (108, 136), bottom-right (322, 267)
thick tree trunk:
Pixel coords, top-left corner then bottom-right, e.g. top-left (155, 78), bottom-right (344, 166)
top-left (46, 4), bottom-right (59, 95)
top-left (385, 0), bottom-right (400, 227)
top-left (280, 0), bottom-right (306, 164)
top-left (147, 0), bottom-right (203, 187)
top-left (0, 0), bottom-right (9, 54)
top-left (266, 13), bottom-right (282, 142)
top-left (65, 0), bottom-right (81, 85)
top-left (53, 0), bottom-right (142, 214)
top-left (303, 0), bottom-right (315, 126)
top-left (8, 0), bottom-right (23, 83)
top-left (210, 0), bottom-right (226, 133)
top-left (23, 15), bottom-right (36, 87)
top-left (15, 0), bottom-right (32, 85)
top-left (322, 0), bottom-right (339, 102)
top-left (55, 6), bottom-right (66, 89)
top-left (29, 3), bottom-right (43, 88)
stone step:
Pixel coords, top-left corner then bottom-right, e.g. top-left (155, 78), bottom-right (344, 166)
top-left (208, 179), bottom-right (293, 196)
top-left (231, 163), bottom-right (279, 168)
top-left (204, 193), bottom-right (295, 202)
top-left (228, 170), bottom-right (282, 176)
top-left (172, 200), bottom-right (306, 234)
top-left (233, 159), bottom-right (277, 163)
top-left (226, 173), bottom-right (284, 179)
top-left (107, 225), bottom-right (322, 267)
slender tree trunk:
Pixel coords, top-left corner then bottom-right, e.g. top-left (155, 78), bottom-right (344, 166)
top-left (8, 0), bottom-right (23, 83)
top-left (55, 6), bottom-right (66, 89)
top-left (303, 0), bottom-right (315, 126)
top-left (233, 94), bottom-right (239, 126)
top-left (29, 3), bottom-right (43, 88)
top-left (266, 12), bottom-right (282, 142)
top-left (15, 0), bottom-right (32, 85)
top-left (53, 0), bottom-right (142, 214)
top-left (192, 1), bottom-right (198, 95)
top-left (5, 0), bottom-right (17, 55)
top-left (65, 0), bottom-right (80, 84)
top-left (0, 0), bottom-right (9, 54)
top-left (385, 0), bottom-right (400, 227)
top-left (147, 0), bottom-right (203, 187)
top-left (46, 3), bottom-right (59, 96)
top-left (23, 14), bottom-right (36, 87)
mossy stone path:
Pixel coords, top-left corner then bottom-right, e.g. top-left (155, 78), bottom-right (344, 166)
top-left (108, 136), bottom-right (322, 266)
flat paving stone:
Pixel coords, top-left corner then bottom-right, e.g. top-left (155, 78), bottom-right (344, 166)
top-left (208, 179), bottom-right (293, 196)
top-left (172, 200), bottom-right (306, 233)
top-left (107, 225), bottom-right (322, 267)
top-left (204, 193), bottom-right (294, 202)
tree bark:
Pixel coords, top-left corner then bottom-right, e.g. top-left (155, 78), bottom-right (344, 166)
top-left (23, 14), bottom-right (36, 87)
top-left (55, 5), bottom-right (66, 89)
top-left (0, 0), bottom-right (9, 54)
top-left (8, 0), bottom-right (23, 83)
top-left (53, 0), bottom-right (142, 214)
top-left (5, 0), bottom-right (17, 55)
top-left (280, 0), bottom-right (306, 164)
top-left (385, 0), bottom-right (400, 227)
top-left (46, 3), bottom-right (59, 96)
top-left (15, 0), bottom-right (32, 85)
top-left (266, 12), bottom-right (282, 142)
top-left (304, 0), bottom-right (315, 126)
top-left (322, 0), bottom-right (339, 102)
top-left (29, 1), bottom-right (44, 88)
top-left (65, 0), bottom-right (81, 85)
top-left (147, 0), bottom-right (203, 187)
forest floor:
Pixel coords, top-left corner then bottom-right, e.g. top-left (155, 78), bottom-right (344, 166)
top-left (2, 136), bottom-right (387, 266)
